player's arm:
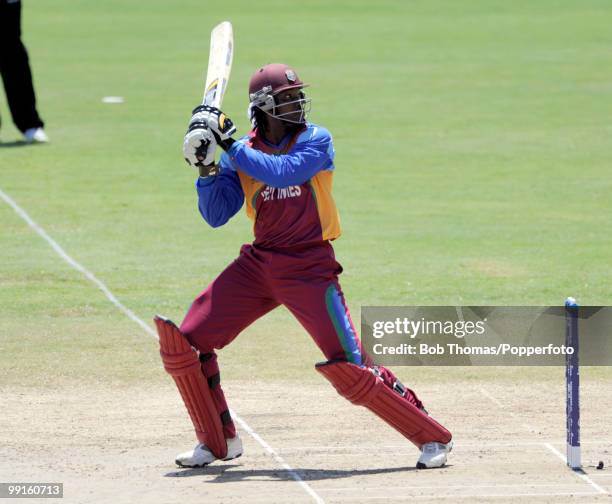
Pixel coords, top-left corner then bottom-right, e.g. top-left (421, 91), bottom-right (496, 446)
top-left (225, 131), bottom-right (333, 187)
top-left (202, 107), bottom-right (334, 187)
top-left (195, 153), bottom-right (244, 228)
top-left (182, 108), bottom-right (244, 228)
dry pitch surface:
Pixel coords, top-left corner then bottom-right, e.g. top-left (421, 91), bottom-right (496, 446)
top-left (1, 376), bottom-right (611, 503)
top-left (1, 190), bottom-right (611, 503)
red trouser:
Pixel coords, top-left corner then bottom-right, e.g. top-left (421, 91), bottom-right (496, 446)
top-left (180, 242), bottom-right (423, 438)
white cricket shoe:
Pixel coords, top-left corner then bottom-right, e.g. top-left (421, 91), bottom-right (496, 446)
top-left (416, 440), bottom-right (453, 469)
top-left (24, 127), bottom-right (49, 143)
top-left (175, 435), bottom-right (243, 468)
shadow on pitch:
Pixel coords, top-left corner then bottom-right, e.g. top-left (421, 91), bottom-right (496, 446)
top-left (0, 140), bottom-right (48, 148)
top-left (0, 140), bottom-right (28, 148)
top-left (164, 463), bottom-right (426, 482)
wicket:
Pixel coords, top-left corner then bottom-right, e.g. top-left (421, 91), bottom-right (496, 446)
top-left (565, 296), bottom-right (580, 470)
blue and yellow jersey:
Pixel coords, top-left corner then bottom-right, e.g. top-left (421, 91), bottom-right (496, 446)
top-left (195, 123), bottom-right (341, 248)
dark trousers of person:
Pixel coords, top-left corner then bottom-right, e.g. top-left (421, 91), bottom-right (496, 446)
top-left (0, 0), bottom-right (44, 133)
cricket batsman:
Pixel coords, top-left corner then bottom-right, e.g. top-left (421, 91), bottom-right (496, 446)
top-left (155, 63), bottom-right (453, 469)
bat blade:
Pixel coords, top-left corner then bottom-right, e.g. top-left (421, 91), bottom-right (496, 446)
top-left (203, 21), bottom-right (234, 108)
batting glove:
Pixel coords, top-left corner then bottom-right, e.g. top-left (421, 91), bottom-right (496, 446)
top-left (191, 105), bottom-right (236, 150)
top-left (183, 125), bottom-right (217, 169)
top-left (184, 103), bottom-right (222, 170)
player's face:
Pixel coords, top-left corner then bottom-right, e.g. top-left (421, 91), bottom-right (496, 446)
top-left (274, 88), bottom-right (305, 123)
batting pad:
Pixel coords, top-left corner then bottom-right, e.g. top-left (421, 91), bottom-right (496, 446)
top-left (155, 315), bottom-right (228, 459)
top-left (316, 360), bottom-right (451, 448)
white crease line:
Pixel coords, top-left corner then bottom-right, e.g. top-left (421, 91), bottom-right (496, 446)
top-left (231, 410), bottom-right (324, 504)
top-left (286, 440), bottom-right (612, 450)
top-left (479, 387), bottom-right (534, 432)
top-left (0, 187), bottom-right (325, 504)
top-left (323, 483), bottom-right (590, 491)
top-left (321, 490), bottom-right (601, 501)
top-left (478, 387), bottom-right (504, 407)
top-left (544, 443), bottom-right (607, 495)
top-left (479, 385), bottom-right (607, 496)
top-left (1, 188), bottom-right (156, 338)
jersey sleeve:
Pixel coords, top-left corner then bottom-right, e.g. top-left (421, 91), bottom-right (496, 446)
top-left (226, 126), bottom-right (335, 188)
top-left (195, 152), bottom-right (245, 228)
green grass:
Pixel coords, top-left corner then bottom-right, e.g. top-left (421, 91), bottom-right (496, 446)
top-left (1, 0), bottom-right (612, 386)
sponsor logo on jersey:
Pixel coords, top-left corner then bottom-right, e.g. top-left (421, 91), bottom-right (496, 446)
top-left (261, 185), bottom-right (302, 202)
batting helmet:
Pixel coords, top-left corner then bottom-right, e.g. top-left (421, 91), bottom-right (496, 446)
top-left (247, 63), bottom-right (311, 125)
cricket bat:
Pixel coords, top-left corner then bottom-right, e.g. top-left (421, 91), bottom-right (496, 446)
top-left (202, 21), bottom-right (234, 108)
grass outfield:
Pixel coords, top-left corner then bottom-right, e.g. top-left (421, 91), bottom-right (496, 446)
top-left (1, 0), bottom-right (612, 387)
